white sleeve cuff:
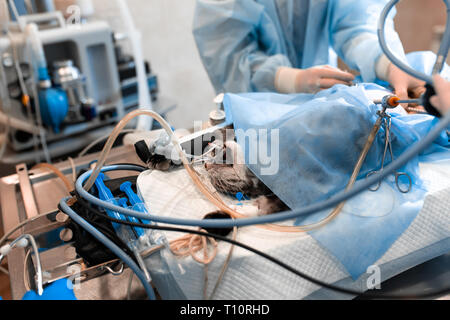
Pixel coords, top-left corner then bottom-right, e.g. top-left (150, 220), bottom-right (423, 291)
top-left (375, 54), bottom-right (391, 82)
top-left (274, 67), bottom-right (299, 93)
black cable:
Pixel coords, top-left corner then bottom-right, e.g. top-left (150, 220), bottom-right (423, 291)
top-left (71, 192), bottom-right (450, 300)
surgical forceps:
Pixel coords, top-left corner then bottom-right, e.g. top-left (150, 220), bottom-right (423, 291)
top-left (367, 115), bottom-right (412, 193)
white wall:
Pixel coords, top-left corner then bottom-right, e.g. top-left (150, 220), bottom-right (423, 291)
top-left (91, 0), bottom-right (216, 129)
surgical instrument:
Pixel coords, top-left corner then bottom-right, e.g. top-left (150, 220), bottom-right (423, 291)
top-left (373, 95), bottom-right (429, 114)
top-left (373, 95), bottom-right (420, 108)
top-left (367, 116), bottom-right (412, 193)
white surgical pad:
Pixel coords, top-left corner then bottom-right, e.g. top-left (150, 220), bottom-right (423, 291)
top-left (137, 158), bottom-right (450, 299)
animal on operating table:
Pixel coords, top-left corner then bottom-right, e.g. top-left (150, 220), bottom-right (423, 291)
top-left (147, 127), bottom-right (289, 215)
top-left (202, 128), bottom-right (289, 216)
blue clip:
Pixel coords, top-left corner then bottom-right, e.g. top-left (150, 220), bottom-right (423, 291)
top-left (120, 182), bottom-right (151, 226)
top-left (94, 173), bottom-right (132, 233)
top-left (118, 197), bottom-right (145, 238)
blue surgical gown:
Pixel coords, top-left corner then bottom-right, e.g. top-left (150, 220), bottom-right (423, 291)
top-left (193, 0), bottom-right (406, 93)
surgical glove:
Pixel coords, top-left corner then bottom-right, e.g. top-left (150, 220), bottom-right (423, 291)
top-left (386, 62), bottom-right (426, 108)
top-left (430, 74), bottom-right (450, 114)
top-left (275, 66), bottom-right (355, 94)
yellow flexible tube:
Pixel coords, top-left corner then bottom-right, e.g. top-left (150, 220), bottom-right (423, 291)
top-left (32, 163), bottom-right (73, 193)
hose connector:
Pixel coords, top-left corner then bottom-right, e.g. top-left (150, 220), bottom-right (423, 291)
top-left (374, 95), bottom-right (400, 109)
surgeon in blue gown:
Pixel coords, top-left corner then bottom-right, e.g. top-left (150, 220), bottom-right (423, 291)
top-left (193, 0), bottom-right (424, 102)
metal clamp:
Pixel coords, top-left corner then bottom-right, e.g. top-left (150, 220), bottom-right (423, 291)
top-left (101, 263), bottom-right (124, 276)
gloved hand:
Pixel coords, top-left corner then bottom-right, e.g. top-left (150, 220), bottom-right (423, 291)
top-left (275, 66), bottom-right (355, 94)
top-left (430, 74), bottom-right (450, 114)
top-left (386, 62), bottom-right (426, 108)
